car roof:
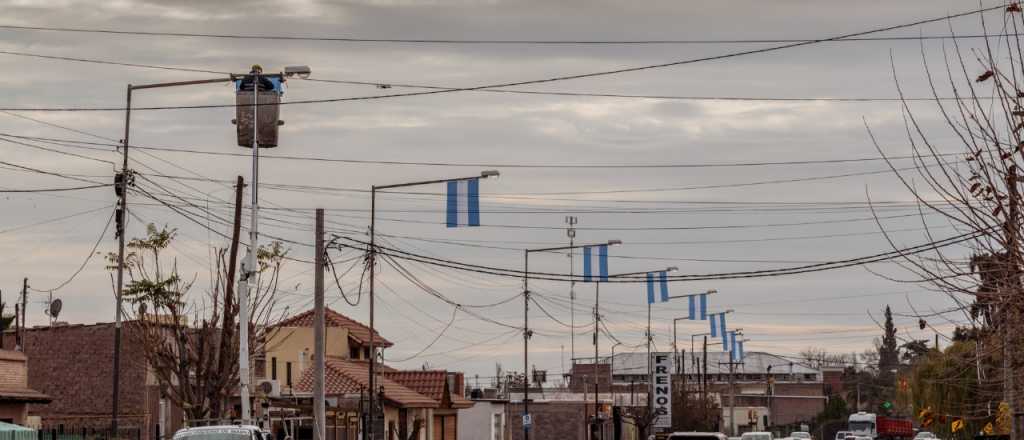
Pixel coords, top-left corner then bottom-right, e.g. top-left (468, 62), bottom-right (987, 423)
top-left (174, 426), bottom-right (261, 436)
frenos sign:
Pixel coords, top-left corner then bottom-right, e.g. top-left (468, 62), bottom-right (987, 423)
top-left (651, 353), bottom-right (672, 428)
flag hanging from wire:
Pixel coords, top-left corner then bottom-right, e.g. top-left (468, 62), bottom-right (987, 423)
top-left (737, 339), bottom-right (745, 361)
top-left (445, 179), bottom-right (480, 227)
top-left (583, 245), bottom-right (608, 282)
top-left (710, 313), bottom-right (718, 337)
top-left (646, 271), bottom-right (668, 304)
top-left (699, 293), bottom-right (708, 320)
top-left (688, 295), bottom-right (696, 319)
top-left (729, 331), bottom-right (738, 356)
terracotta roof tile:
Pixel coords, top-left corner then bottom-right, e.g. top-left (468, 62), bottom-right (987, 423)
top-left (384, 371), bottom-right (473, 409)
top-left (275, 308), bottom-right (392, 348)
top-left (295, 358), bottom-right (436, 408)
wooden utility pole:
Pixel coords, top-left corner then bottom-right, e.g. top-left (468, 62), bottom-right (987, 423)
top-left (314, 209), bottom-right (326, 440)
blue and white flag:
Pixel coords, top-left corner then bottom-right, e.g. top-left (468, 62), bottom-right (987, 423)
top-left (709, 313), bottom-right (718, 338)
top-left (445, 179), bottom-right (480, 228)
top-left (583, 245), bottom-right (608, 282)
top-left (719, 313), bottom-right (728, 346)
top-left (729, 331), bottom-right (737, 355)
top-left (688, 293), bottom-right (708, 320)
top-left (646, 271), bottom-right (668, 304)
top-left (737, 340), bottom-right (745, 361)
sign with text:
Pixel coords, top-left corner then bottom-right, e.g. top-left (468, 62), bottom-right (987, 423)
top-left (651, 352), bottom-right (672, 428)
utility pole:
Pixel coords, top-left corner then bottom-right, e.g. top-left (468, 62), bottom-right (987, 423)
top-left (702, 336), bottom-right (709, 429)
top-left (567, 216), bottom-right (577, 363)
top-left (719, 358), bottom-right (744, 436)
top-left (593, 281), bottom-right (601, 440)
top-left (19, 278), bottom-right (26, 347)
top-left (111, 82), bottom-right (131, 434)
top-left (314, 209), bottom-right (326, 440)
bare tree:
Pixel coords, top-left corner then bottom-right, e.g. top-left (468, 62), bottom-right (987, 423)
top-left (107, 224), bottom-right (287, 422)
top-left (868, 5), bottom-right (1024, 437)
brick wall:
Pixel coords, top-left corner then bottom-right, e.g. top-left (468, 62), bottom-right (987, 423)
top-left (0, 351), bottom-right (28, 389)
top-left (3, 324), bottom-right (155, 433)
top-left (507, 402), bottom-right (611, 440)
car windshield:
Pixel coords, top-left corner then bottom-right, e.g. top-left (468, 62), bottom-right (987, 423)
top-left (915, 434), bottom-right (934, 439)
top-left (849, 422), bottom-right (874, 432)
top-left (174, 429), bottom-right (255, 440)
top-left (792, 433), bottom-right (811, 439)
top-left (742, 434), bottom-right (772, 440)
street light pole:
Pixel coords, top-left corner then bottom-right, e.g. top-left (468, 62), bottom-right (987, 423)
top-left (112, 75), bottom-right (237, 432)
top-left (365, 171), bottom-right (498, 439)
top-left (523, 239), bottom-right (621, 440)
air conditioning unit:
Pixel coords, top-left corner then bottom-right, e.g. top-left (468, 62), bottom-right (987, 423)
top-left (257, 379), bottom-right (281, 398)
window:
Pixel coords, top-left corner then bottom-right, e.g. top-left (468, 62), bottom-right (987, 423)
top-left (350, 346), bottom-right (359, 359)
top-left (286, 362), bottom-right (293, 387)
top-left (271, 357), bottom-right (278, 381)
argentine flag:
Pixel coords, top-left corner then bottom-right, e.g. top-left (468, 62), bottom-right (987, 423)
top-left (582, 245), bottom-right (608, 282)
top-left (688, 293), bottom-right (708, 320)
top-left (446, 179), bottom-right (480, 227)
top-left (646, 271), bottom-right (668, 304)
top-left (719, 313), bottom-right (728, 347)
top-left (710, 312), bottom-right (727, 340)
top-left (737, 339), bottom-right (745, 362)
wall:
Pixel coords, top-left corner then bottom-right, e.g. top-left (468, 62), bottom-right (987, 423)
top-left (263, 326), bottom-right (350, 391)
top-left (457, 401), bottom-right (506, 440)
top-left (0, 404), bottom-right (28, 424)
top-left (507, 402), bottom-right (611, 440)
top-left (3, 324), bottom-right (159, 433)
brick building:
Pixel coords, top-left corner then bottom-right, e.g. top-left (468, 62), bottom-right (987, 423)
top-left (2, 323), bottom-right (183, 437)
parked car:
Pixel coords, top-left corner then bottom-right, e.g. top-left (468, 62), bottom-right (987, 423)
top-left (666, 433), bottom-right (729, 440)
top-left (835, 431), bottom-right (852, 440)
top-left (791, 432), bottom-right (812, 440)
top-left (174, 426), bottom-right (267, 440)
top-left (914, 433), bottom-right (936, 440)
top-left (741, 432), bottom-right (774, 440)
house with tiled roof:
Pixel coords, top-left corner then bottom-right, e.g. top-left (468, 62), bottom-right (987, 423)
top-left (384, 370), bottom-right (473, 440)
top-left (262, 308), bottom-right (476, 440)
top-left (262, 307), bottom-right (392, 394)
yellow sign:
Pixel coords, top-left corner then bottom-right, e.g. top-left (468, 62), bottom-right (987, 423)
top-left (951, 419), bottom-right (965, 433)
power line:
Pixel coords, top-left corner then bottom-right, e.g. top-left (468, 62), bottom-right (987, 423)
top-left (28, 210), bottom-right (114, 293)
top-left (0, 4), bottom-right (1003, 112)
top-left (0, 183), bottom-right (111, 193)
top-left (0, 21), bottom-right (1012, 44)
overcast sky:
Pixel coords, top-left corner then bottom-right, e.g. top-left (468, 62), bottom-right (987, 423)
top-left (0, 0), bottom-right (1001, 383)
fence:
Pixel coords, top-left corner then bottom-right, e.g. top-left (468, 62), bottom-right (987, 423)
top-left (30, 427), bottom-right (142, 440)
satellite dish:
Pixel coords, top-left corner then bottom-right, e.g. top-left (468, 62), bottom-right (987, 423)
top-left (48, 299), bottom-right (62, 320)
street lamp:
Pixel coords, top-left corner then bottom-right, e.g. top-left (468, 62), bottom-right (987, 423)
top-left (522, 239), bottom-right (620, 440)
top-left (365, 170), bottom-right (498, 440)
top-left (111, 64), bottom-right (310, 430)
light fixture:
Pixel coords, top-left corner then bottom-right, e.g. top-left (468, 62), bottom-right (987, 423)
top-left (284, 65), bottom-right (312, 79)
top-left (480, 170), bottom-right (500, 178)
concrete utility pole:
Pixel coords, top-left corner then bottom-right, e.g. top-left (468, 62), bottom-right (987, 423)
top-left (314, 209), bottom-right (326, 440)
top-left (567, 216), bottom-right (577, 363)
top-left (719, 358), bottom-right (744, 436)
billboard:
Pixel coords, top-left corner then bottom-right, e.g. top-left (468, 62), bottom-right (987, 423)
top-left (652, 352), bottom-right (672, 429)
